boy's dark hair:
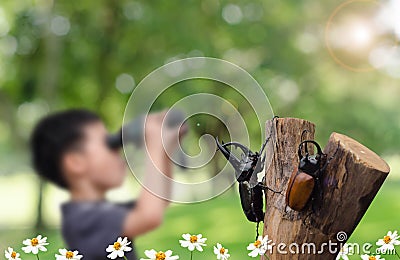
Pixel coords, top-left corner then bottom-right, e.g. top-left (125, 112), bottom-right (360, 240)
top-left (30, 109), bottom-right (101, 189)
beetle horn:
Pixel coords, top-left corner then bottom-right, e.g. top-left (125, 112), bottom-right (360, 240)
top-left (298, 140), bottom-right (323, 158)
top-left (221, 141), bottom-right (251, 155)
top-left (215, 137), bottom-right (242, 170)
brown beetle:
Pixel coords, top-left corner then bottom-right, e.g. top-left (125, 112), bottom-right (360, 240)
top-left (286, 140), bottom-right (327, 211)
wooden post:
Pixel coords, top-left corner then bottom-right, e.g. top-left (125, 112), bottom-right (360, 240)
top-left (262, 118), bottom-right (390, 260)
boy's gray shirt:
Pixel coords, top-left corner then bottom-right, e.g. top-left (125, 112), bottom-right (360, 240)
top-left (61, 200), bottom-right (137, 260)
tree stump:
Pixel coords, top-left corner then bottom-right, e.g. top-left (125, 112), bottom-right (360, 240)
top-left (262, 117), bottom-right (390, 260)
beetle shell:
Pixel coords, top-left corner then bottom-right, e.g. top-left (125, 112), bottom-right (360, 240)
top-left (286, 168), bottom-right (315, 211)
top-left (239, 181), bottom-right (265, 222)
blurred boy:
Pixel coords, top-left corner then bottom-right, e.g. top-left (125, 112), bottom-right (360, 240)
top-left (30, 109), bottom-right (186, 260)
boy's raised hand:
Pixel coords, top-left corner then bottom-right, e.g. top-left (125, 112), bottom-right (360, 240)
top-left (144, 110), bottom-right (188, 158)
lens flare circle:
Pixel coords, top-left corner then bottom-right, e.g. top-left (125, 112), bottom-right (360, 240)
top-left (123, 57), bottom-right (274, 203)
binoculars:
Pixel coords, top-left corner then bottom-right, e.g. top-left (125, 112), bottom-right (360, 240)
top-left (106, 110), bottom-right (187, 168)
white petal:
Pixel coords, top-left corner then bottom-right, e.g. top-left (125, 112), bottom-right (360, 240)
top-left (182, 234), bottom-right (191, 240)
top-left (32, 247), bottom-right (39, 254)
top-left (124, 246), bottom-right (132, 252)
top-left (22, 246), bottom-right (31, 253)
top-left (248, 249), bottom-right (259, 257)
top-left (38, 245), bottom-right (47, 252)
top-left (144, 249), bottom-right (157, 258)
top-left (117, 250), bottom-right (125, 257)
top-left (22, 239), bottom-right (31, 246)
top-left (187, 243), bottom-right (195, 251)
top-left (108, 251), bottom-right (119, 259)
top-left (195, 245), bottom-right (204, 252)
top-left (179, 240), bottom-right (189, 247)
top-left (106, 245), bottom-right (115, 252)
top-left (247, 244), bottom-right (256, 250)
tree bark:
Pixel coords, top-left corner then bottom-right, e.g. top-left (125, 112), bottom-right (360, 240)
top-left (262, 118), bottom-right (390, 260)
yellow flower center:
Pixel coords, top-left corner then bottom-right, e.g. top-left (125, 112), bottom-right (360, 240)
top-left (11, 252), bottom-right (17, 259)
top-left (369, 256), bottom-right (376, 260)
top-left (254, 240), bottom-right (262, 248)
top-left (220, 247), bottom-right (226, 254)
top-left (113, 242), bottom-right (122, 250)
top-left (65, 251), bottom-right (74, 259)
top-left (31, 238), bottom-right (39, 246)
top-left (190, 235), bottom-right (198, 243)
top-left (383, 235), bottom-right (391, 244)
top-left (155, 251), bottom-right (166, 260)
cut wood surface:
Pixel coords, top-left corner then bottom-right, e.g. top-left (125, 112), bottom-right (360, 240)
top-left (262, 117), bottom-right (390, 260)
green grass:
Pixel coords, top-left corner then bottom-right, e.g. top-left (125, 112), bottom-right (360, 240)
top-left (0, 180), bottom-right (399, 259)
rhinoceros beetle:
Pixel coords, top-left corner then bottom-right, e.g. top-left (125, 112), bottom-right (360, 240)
top-left (214, 118), bottom-right (281, 229)
top-left (286, 139), bottom-right (338, 211)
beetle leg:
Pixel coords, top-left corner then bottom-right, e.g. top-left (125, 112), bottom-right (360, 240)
top-left (252, 154), bottom-right (264, 175)
top-left (261, 155), bottom-right (266, 172)
top-left (320, 141), bottom-right (340, 172)
top-left (258, 181), bottom-right (282, 194)
top-left (257, 115), bottom-right (279, 155)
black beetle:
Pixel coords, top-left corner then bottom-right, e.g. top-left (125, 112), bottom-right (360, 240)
top-left (214, 118), bottom-right (281, 226)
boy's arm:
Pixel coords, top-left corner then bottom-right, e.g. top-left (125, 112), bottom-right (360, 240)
top-left (122, 112), bottom-right (185, 238)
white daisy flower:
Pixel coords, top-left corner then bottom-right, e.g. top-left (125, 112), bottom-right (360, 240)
top-left (140, 249), bottom-right (179, 260)
top-left (360, 254), bottom-right (384, 260)
top-left (106, 237), bottom-right (132, 259)
top-left (22, 235), bottom-right (49, 254)
top-left (247, 235), bottom-right (272, 258)
top-left (376, 230), bottom-right (400, 253)
top-left (5, 247), bottom-right (21, 260)
top-left (179, 233), bottom-right (207, 252)
top-left (213, 243), bottom-right (230, 260)
top-left (336, 243), bottom-right (351, 260)
top-left (55, 248), bottom-right (83, 260)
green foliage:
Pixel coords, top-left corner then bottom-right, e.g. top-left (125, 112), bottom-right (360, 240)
top-left (0, 0), bottom-right (398, 161)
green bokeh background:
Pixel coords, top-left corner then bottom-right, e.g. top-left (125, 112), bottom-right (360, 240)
top-left (0, 0), bottom-right (399, 259)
